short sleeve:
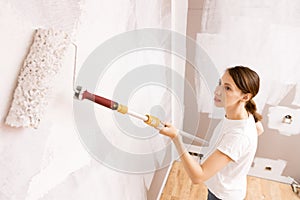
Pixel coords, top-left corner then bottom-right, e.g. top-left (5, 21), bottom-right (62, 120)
top-left (217, 133), bottom-right (250, 162)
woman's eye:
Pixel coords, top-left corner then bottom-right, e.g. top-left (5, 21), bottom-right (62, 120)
top-left (218, 79), bottom-right (221, 86)
top-left (225, 86), bottom-right (231, 91)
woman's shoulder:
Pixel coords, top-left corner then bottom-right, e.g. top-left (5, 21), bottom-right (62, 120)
top-left (223, 115), bottom-right (257, 136)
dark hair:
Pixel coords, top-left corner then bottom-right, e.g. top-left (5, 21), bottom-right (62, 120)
top-left (227, 66), bottom-right (262, 122)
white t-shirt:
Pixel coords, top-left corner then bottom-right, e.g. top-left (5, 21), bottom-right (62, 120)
top-left (205, 114), bottom-right (258, 200)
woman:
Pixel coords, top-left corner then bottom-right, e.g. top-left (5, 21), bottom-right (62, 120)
top-left (160, 66), bottom-right (263, 200)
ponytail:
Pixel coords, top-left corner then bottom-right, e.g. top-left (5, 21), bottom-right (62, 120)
top-left (245, 99), bottom-right (262, 122)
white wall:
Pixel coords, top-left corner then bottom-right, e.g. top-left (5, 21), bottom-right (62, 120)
top-left (0, 0), bottom-right (173, 199)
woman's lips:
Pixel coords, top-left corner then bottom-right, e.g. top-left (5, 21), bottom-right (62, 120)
top-left (214, 97), bottom-right (221, 102)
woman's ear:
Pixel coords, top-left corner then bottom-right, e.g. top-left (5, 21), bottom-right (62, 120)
top-left (241, 93), bottom-right (252, 102)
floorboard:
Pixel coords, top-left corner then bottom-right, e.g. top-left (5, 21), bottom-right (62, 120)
top-left (160, 161), bottom-right (299, 200)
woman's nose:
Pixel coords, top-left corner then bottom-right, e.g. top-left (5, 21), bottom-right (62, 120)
top-left (214, 85), bottom-right (222, 96)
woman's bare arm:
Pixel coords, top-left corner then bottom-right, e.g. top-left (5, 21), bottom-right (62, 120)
top-left (256, 121), bottom-right (264, 135)
top-left (160, 123), bottom-right (232, 184)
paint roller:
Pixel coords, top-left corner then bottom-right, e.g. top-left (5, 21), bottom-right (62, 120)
top-left (72, 45), bottom-right (208, 146)
top-left (6, 28), bottom-right (208, 146)
top-left (5, 28), bottom-right (70, 128)
top-left (73, 86), bottom-right (208, 145)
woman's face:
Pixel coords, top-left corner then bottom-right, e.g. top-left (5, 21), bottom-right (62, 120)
top-left (214, 71), bottom-right (246, 108)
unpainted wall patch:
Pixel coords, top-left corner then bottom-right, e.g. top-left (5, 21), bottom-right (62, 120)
top-left (248, 157), bottom-right (294, 184)
top-left (267, 106), bottom-right (300, 136)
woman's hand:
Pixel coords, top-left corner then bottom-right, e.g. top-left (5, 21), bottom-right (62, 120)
top-left (159, 122), bottom-right (178, 139)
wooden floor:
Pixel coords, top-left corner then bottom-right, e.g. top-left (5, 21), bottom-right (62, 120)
top-left (160, 161), bottom-right (299, 200)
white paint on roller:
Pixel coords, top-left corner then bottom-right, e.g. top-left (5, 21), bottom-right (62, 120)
top-left (5, 28), bottom-right (70, 128)
top-left (248, 157), bottom-right (294, 184)
top-left (267, 106), bottom-right (300, 136)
